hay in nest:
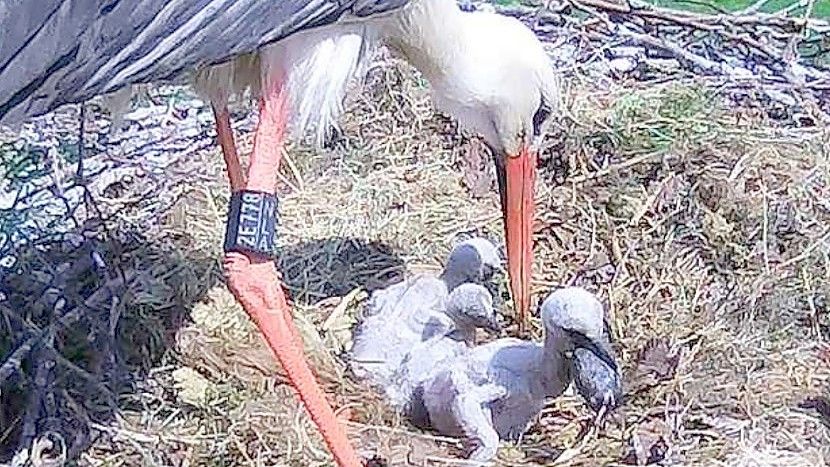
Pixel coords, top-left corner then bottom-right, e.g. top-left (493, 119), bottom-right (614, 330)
top-left (3, 34), bottom-right (830, 467)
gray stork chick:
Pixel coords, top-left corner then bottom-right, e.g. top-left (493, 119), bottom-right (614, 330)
top-left (386, 282), bottom-right (498, 419)
top-left (349, 237), bottom-right (502, 389)
top-left (419, 287), bottom-right (622, 462)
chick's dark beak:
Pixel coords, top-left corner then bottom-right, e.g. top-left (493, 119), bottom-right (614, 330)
top-left (565, 329), bottom-right (619, 373)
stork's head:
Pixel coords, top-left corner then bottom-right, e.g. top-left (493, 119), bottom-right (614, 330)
top-left (454, 12), bottom-right (561, 330)
top-left (540, 287), bottom-right (621, 414)
top-left (384, 1), bottom-right (562, 328)
top-left (440, 236), bottom-right (502, 290)
top-left (445, 282), bottom-right (500, 335)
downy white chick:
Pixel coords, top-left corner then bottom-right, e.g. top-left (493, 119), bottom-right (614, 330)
top-left (420, 287), bottom-right (621, 462)
top-left (349, 237), bottom-right (502, 389)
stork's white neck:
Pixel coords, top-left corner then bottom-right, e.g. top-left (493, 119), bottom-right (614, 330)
top-left (381, 0), bottom-right (464, 84)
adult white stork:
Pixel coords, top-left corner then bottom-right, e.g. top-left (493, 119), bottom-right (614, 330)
top-left (0, 0), bottom-right (559, 465)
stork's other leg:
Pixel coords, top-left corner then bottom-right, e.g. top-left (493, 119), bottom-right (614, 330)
top-left (211, 104), bottom-right (245, 190)
top-left (214, 82), bottom-right (361, 467)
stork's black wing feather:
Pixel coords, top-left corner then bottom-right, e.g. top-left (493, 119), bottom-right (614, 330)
top-left (0, 0), bottom-right (410, 124)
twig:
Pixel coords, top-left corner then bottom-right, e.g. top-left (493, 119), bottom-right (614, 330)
top-left (17, 299), bottom-right (60, 455)
top-left (762, 185), bottom-right (771, 273)
top-left (617, 26), bottom-right (722, 73)
top-left (569, 151), bottom-right (661, 184)
top-left (49, 348), bottom-right (118, 403)
top-left (89, 249), bottom-right (124, 390)
top-left (672, 0), bottom-right (731, 15)
top-left (0, 305), bottom-right (118, 403)
top-left (61, 390), bottom-right (93, 459)
top-left (565, 0), bottom-right (829, 52)
top-left (280, 147), bottom-right (306, 192)
top-left (0, 274), bottom-right (132, 388)
top-left (0, 337), bottom-right (37, 390)
top-left (77, 104), bottom-right (86, 181)
top-left (776, 227), bottom-right (830, 270)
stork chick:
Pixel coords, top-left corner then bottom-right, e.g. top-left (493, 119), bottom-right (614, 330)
top-left (349, 237), bottom-right (501, 388)
top-left (420, 287), bottom-right (621, 462)
top-left (385, 282), bottom-right (498, 421)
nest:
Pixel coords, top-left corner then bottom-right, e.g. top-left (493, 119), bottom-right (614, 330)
top-left (2, 6), bottom-right (830, 467)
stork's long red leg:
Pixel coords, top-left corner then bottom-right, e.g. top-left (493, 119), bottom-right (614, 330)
top-left (211, 104), bottom-right (246, 190)
top-left (215, 82), bottom-right (362, 467)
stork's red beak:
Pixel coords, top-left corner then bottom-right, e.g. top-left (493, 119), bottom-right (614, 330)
top-left (495, 144), bottom-right (536, 332)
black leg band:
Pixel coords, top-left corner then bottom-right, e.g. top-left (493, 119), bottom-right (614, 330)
top-left (223, 190), bottom-right (278, 258)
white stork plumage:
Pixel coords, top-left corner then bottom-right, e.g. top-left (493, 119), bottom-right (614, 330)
top-left (385, 282), bottom-right (498, 425)
top-left (1, 1), bottom-right (559, 465)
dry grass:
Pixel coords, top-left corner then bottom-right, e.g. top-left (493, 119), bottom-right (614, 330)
top-left (5, 51), bottom-right (830, 466)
